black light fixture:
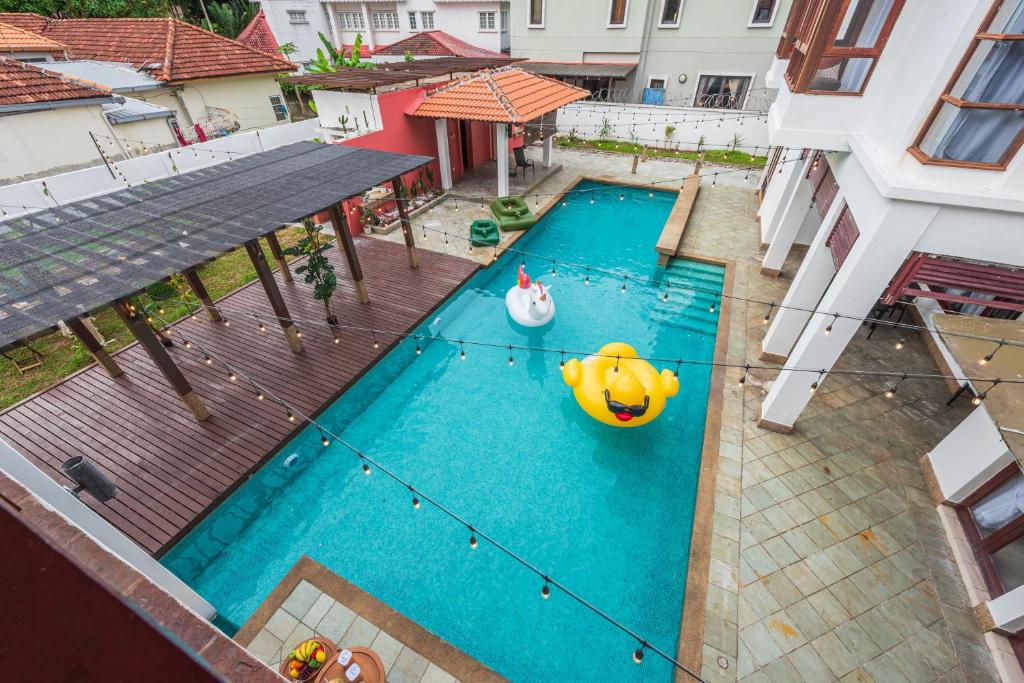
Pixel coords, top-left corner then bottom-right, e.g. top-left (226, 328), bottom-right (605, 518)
top-left (61, 456), bottom-right (117, 503)
top-left (763, 303), bottom-right (775, 323)
top-left (632, 642), bottom-right (647, 664)
top-left (459, 340), bottom-right (466, 361)
top-left (541, 578), bottom-right (551, 599)
top-left (980, 340), bottom-right (1005, 365)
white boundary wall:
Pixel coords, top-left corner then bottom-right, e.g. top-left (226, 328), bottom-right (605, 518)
top-left (557, 102), bottom-right (771, 152)
top-left (0, 118), bottom-right (320, 218)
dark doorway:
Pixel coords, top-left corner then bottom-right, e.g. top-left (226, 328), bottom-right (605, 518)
top-left (458, 120), bottom-right (472, 170)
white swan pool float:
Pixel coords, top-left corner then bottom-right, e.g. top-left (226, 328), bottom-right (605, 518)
top-left (506, 264), bottom-right (555, 327)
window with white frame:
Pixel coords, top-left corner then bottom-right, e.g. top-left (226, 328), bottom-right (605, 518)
top-left (372, 10), bottom-right (400, 31)
top-left (500, 9), bottom-right (509, 31)
top-left (408, 11), bottom-right (417, 30)
top-left (479, 11), bottom-right (496, 30)
top-left (659, 0), bottom-right (681, 26)
top-left (287, 9), bottom-right (307, 24)
top-left (528, 0), bottom-right (545, 27)
top-left (608, 0), bottom-right (628, 26)
top-left (694, 74), bottom-right (751, 109)
top-left (420, 11), bottom-right (435, 29)
top-left (748, 0), bottom-right (777, 26)
top-left (336, 11), bottom-right (364, 30)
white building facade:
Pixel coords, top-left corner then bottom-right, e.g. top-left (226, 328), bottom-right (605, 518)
top-left (757, 0), bottom-right (1024, 676)
top-left (509, 0), bottom-right (792, 110)
top-left (258, 0), bottom-right (510, 67)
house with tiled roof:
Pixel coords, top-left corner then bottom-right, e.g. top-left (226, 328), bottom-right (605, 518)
top-left (237, 10), bottom-right (280, 55)
top-left (0, 13), bottom-right (298, 136)
top-left (0, 56), bottom-right (178, 182)
top-left (253, 1), bottom-right (508, 71)
top-left (0, 21), bottom-right (65, 62)
top-left (372, 30), bottom-right (506, 62)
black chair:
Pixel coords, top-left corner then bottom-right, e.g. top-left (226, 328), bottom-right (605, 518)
top-left (513, 147), bottom-right (535, 180)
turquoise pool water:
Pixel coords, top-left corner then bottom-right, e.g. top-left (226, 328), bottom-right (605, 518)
top-left (163, 180), bottom-right (724, 682)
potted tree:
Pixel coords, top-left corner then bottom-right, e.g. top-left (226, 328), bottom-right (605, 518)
top-left (284, 219), bottom-right (338, 324)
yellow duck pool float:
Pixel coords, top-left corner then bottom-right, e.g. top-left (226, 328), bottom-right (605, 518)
top-left (562, 342), bottom-right (679, 427)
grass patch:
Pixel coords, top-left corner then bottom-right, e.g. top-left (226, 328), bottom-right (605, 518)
top-left (556, 137), bottom-right (767, 167)
top-left (0, 228), bottom-right (304, 411)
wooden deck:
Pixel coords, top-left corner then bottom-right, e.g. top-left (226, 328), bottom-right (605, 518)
top-left (0, 239), bottom-right (478, 555)
top-left (655, 174), bottom-right (701, 266)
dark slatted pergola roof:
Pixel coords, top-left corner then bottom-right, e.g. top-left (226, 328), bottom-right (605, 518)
top-left (286, 56), bottom-right (523, 91)
top-left (0, 140), bottom-right (431, 348)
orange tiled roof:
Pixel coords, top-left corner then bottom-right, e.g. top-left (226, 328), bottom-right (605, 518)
top-left (374, 30), bottom-right (505, 59)
top-left (0, 55), bottom-right (111, 107)
top-left (411, 67), bottom-right (589, 123)
top-left (0, 21), bottom-right (64, 53)
top-left (0, 14), bottom-right (296, 82)
top-left (236, 10), bottom-right (279, 55)
top-left (0, 12), bottom-right (48, 34)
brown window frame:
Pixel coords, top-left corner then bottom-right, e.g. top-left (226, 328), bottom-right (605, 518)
top-left (909, 0), bottom-right (1024, 171)
top-left (955, 462), bottom-right (1024, 599)
top-left (780, 0), bottom-right (906, 96)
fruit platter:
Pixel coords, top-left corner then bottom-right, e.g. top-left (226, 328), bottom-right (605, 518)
top-left (281, 638), bottom-right (338, 681)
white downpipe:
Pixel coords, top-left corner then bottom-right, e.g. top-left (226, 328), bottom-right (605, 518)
top-left (0, 439), bottom-right (216, 620)
top-left (496, 123), bottom-right (509, 198)
top-left (542, 134), bottom-right (553, 168)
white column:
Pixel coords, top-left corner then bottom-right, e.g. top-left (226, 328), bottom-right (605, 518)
top-left (496, 123), bottom-right (510, 198)
top-left (758, 148), bottom-right (805, 244)
top-left (434, 118), bottom-right (453, 190)
top-left (542, 134), bottom-right (553, 168)
top-left (759, 201), bottom-right (936, 432)
top-left (989, 586), bottom-right (1024, 633)
top-left (326, 3), bottom-right (341, 50)
top-left (761, 155), bottom-right (814, 276)
top-left (360, 2), bottom-right (375, 48)
top-left (760, 191), bottom-right (845, 361)
top-left (926, 407), bottom-right (1013, 503)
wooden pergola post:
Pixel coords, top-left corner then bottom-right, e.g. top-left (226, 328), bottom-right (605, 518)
top-left (183, 270), bottom-right (224, 322)
top-left (64, 316), bottom-right (122, 377)
top-left (265, 231), bottom-right (293, 283)
top-left (392, 175), bottom-right (419, 269)
top-left (327, 202), bottom-right (369, 304)
top-left (243, 239), bottom-right (304, 353)
top-left (112, 299), bottom-right (209, 421)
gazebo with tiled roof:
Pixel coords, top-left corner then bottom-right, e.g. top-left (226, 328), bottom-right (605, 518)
top-left (410, 66), bottom-right (588, 196)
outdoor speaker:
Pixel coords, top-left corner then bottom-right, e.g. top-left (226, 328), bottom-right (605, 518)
top-left (61, 456), bottom-right (118, 503)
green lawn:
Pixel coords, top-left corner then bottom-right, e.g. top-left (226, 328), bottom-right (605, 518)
top-left (556, 137), bottom-right (768, 167)
top-left (0, 228), bottom-right (304, 411)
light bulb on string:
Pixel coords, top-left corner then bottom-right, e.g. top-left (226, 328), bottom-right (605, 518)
top-left (541, 578), bottom-right (551, 599)
top-left (711, 173), bottom-right (718, 187)
top-left (894, 339), bottom-right (905, 350)
top-left (459, 340), bottom-right (466, 361)
top-left (884, 374), bottom-right (907, 399)
top-left (632, 642), bottom-right (646, 664)
top-left (763, 302), bottom-right (775, 323)
top-left (468, 526), bottom-right (478, 549)
top-left (674, 360), bottom-right (682, 379)
top-left (584, 269), bottom-right (591, 286)
top-left (559, 350), bottom-right (566, 370)
top-left (414, 336), bottom-right (422, 355)
top-left (320, 429), bottom-right (330, 447)
top-left (980, 340), bottom-right (1005, 365)
top-left (508, 345), bottom-right (515, 367)
top-left (738, 365), bottom-right (749, 386)
top-left (662, 285), bottom-right (669, 302)
top-left (614, 355), bottom-right (621, 374)
top-left (551, 260), bottom-right (557, 277)
top-left (204, 353), bottom-right (213, 365)
top-left (362, 460), bottom-right (371, 476)
top-left (256, 388), bottom-right (264, 401)
top-left (184, 340), bottom-right (193, 349)
top-left (621, 276), bottom-right (627, 294)
top-left (590, 192), bottom-right (596, 205)
top-left (825, 313), bottom-right (838, 335)
top-left (412, 494), bottom-right (421, 509)
top-left (286, 408), bottom-right (295, 422)
top-left (371, 329), bottom-right (380, 349)
top-left (709, 295), bottom-right (718, 314)
top-left (810, 370), bottom-right (825, 394)
top-left (619, 192), bottom-right (624, 201)
top-left (228, 370), bottom-right (237, 382)
top-left (972, 392), bottom-right (985, 406)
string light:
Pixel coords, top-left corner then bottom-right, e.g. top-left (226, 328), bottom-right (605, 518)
top-left (334, 333), bottom-right (341, 344)
top-left (362, 460), bottom-right (371, 475)
top-left (709, 295), bottom-right (717, 314)
top-left (459, 340), bottom-right (466, 360)
top-left (584, 269), bottom-right (590, 286)
top-left (551, 260), bottom-right (557, 277)
top-left (810, 370), bottom-right (825, 394)
top-left (980, 340), bottom-right (1005, 365)
top-left (825, 313), bottom-right (838, 335)
top-left (763, 303), bottom-right (774, 323)
top-left (204, 353), bottom-right (213, 365)
top-left (541, 578), bottom-right (551, 599)
top-left (256, 388), bottom-right (264, 400)
top-left (508, 345), bottom-right (515, 367)
top-left (468, 526), bottom-right (478, 549)
top-left (884, 374), bottom-right (907, 398)
top-left (286, 408), bottom-right (295, 422)
top-left (228, 370), bottom-right (237, 382)
top-left (738, 365), bottom-right (749, 386)
top-left (711, 173), bottom-right (718, 187)
top-left (621, 276), bottom-right (628, 294)
top-left (559, 350), bottom-right (565, 370)
top-left (895, 339), bottom-right (905, 350)
top-left (614, 355), bottom-right (621, 373)
top-left (674, 359), bottom-right (682, 379)
top-left (319, 428), bottom-right (330, 447)
top-left (633, 643), bottom-right (647, 664)
top-left (414, 336), bottom-right (422, 355)
top-left (371, 329), bottom-right (380, 349)
top-left (662, 284), bottom-right (670, 302)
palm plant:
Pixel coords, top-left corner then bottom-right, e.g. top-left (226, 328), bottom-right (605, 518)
top-left (283, 219), bottom-right (338, 324)
top-left (206, 0), bottom-right (255, 38)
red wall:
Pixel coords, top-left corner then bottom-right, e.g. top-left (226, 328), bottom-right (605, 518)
top-left (467, 120), bottom-right (493, 168)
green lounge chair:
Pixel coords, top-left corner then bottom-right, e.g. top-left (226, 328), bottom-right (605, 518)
top-left (489, 195), bottom-right (537, 232)
top-left (470, 219), bottom-right (500, 246)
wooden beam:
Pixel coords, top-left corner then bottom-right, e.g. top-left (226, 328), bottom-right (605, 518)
top-left (266, 231), bottom-right (293, 283)
top-left (183, 270), bottom-right (223, 322)
top-left (243, 240), bottom-right (304, 353)
top-left (328, 202), bottom-right (369, 304)
top-left (391, 175), bottom-right (419, 269)
top-left (112, 299), bottom-right (209, 421)
top-left (64, 316), bottom-right (122, 377)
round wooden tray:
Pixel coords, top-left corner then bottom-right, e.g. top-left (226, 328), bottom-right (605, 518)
top-left (279, 638), bottom-right (339, 681)
top-left (317, 646), bottom-right (385, 683)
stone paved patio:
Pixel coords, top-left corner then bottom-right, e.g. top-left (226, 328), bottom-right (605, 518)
top-left (372, 145), bottom-right (1001, 682)
top-left (245, 579), bottom-right (462, 683)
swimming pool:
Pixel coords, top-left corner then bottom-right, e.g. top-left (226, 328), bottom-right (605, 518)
top-left (163, 180), bottom-right (724, 682)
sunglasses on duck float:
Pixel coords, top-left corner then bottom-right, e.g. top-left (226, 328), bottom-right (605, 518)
top-left (604, 390), bottom-right (650, 417)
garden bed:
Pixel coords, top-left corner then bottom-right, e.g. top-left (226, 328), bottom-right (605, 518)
top-left (555, 137), bottom-right (767, 167)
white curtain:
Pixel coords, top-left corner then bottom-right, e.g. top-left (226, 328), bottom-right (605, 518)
top-left (973, 475), bottom-right (1024, 532)
top-left (933, 1), bottom-right (1024, 162)
top-left (837, 0), bottom-right (895, 91)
